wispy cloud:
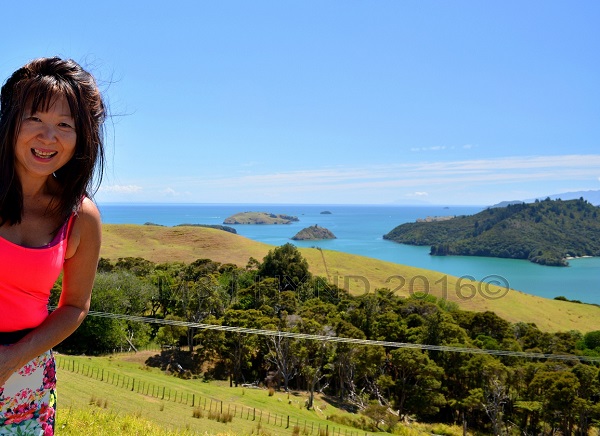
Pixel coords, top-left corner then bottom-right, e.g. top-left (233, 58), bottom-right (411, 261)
top-left (410, 146), bottom-right (448, 152)
top-left (99, 154), bottom-right (600, 204)
top-left (195, 154), bottom-right (600, 191)
top-left (99, 184), bottom-right (143, 193)
top-left (160, 188), bottom-right (179, 196)
top-left (407, 191), bottom-right (429, 197)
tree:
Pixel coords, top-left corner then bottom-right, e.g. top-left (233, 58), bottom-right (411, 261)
top-left (220, 309), bottom-right (272, 387)
top-left (156, 315), bottom-right (187, 347)
top-left (529, 369), bottom-right (580, 434)
top-left (583, 330), bottom-right (600, 351)
top-left (264, 316), bottom-right (301, 392)
top-left (388, 348), bottom-right (445, 418)
top-left (257, 243), bottom-right (311, 291)
top-left (173, 273), bottom-right (227, 352)
top-left (57, 270), bottom-right (155, 354)
top-left (294, 319), bottom-right (335, 409)
top-left (331, 320), bottom-right (366, 401)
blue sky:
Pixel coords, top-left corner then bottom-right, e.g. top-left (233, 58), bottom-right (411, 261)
top-left (2, 1), bottom-right (599, 205)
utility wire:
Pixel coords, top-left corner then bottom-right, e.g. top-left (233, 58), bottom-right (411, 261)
top-left (55, 307), bottom-right (600, 363)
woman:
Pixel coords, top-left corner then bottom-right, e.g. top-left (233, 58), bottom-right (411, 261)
top-left (0, 57), bottom-right (105, 434)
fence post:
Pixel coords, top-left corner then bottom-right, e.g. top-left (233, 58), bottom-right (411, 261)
top-left (253, 408), bottom-right (255, 421)
top-left (192, 394), bottom-right (195, 407)
top-left (286, 415), bottom-right (289, 428)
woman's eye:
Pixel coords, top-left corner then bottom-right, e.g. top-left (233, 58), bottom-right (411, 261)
top-left (26, 116), bottom-right (41, 122)
top-left (58, 122), bottom-right (74, 129)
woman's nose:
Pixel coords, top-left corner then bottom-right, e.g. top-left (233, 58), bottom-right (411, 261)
top-left (37, 124), bottom-right (57, 143)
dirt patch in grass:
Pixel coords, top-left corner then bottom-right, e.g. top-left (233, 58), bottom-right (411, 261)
top-left (118, 350), bottom-right (159, 365)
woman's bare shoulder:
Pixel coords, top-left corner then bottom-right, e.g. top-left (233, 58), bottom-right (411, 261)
top-left (65, 198), bottom-right (101, 259)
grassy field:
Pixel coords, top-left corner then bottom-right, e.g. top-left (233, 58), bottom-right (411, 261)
top-left (101, 224), bottom-right (600, 333)
top-left (56, 352), bottom-right (417, 436)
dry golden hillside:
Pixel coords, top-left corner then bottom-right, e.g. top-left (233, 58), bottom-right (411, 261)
top-left (101, 224), bottom-right (600, 333)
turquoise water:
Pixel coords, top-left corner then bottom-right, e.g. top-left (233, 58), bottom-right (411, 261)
top-left (98, 203), bottom-right (600, 304)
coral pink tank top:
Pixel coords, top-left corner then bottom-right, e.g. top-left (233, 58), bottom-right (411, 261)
top-left (0, 213), bottom-right (76, 332)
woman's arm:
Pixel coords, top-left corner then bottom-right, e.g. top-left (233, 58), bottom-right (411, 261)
top-left (0, 198), bottom-right (102, 386)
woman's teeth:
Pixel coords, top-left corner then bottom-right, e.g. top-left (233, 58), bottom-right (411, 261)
top-left (32, 149), bottom-right (58, 159)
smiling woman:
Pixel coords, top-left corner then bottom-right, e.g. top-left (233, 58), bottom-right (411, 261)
top-left (0, 57), bottom-right (106, 435)
top-left (15, 96), bottom-right (77, 183)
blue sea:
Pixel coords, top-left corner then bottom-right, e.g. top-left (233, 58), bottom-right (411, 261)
top-left (98, 203), bottom-right (600, 305)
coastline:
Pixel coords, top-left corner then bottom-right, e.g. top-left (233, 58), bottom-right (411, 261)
top-left (97, 203), bottom-right (600, 305)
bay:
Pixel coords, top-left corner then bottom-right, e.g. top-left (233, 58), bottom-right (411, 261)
top-left (98, 203), bottom-right (600, 304)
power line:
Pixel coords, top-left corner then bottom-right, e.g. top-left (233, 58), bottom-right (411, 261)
top-left (62, 308), bottom-right (600, 363)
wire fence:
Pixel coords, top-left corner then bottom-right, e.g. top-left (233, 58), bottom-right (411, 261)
top-left (75, 308), bottom-right (600, 363)
top-left (56, 355), bottom-right (373, 436)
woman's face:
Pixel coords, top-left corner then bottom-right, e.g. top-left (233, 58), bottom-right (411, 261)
top-left (14, 95), bottom-right (77, 181)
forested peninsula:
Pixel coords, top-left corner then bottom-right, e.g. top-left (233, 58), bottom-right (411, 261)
top-left (383, 198), bottom-right (600, 266)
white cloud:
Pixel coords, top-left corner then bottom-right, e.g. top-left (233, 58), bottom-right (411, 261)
top-left (198, 154), bottom-right (600, 190)
top-left (151, 154), bottom-right (600, 205)
top-left (411, 146), bottom-right (447, 152)
top-left (99, 184), bottom-right (143, 193)
top-left (160, 188), bottom-right (178, 196)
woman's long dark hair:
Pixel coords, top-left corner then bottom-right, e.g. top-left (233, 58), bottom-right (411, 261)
top-left (0, 57), bottom-right (106, 225)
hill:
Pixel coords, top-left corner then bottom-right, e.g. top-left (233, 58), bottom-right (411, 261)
top-left (383, 198), bottom-right (600, 266)
top-left (57, 354), bottom-right (386, 436)
top-left (101, 223), bottom-right (600, 333)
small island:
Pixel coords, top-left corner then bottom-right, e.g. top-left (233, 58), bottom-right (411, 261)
top-left (292, 225), bottom-right (336, 240)
top-left (223, 212), bottom-right (299, 225)
top-left (175, 224), bottom-right (237, 234)
top-left (320, 210), bottom-right (332, 214)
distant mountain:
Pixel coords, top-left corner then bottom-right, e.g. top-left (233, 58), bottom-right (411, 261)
top-left (492, 190), bottom-right (600, 208)
top-left (528, 190), bottom-right (600, 206)
top-left (384, 198), bottom-right (600, 266)
top-left (490, 200), bottom-right (525, 208)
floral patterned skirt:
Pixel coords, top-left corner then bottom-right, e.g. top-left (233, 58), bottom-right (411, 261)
top-left (0, 350), bottom-right (56, 435)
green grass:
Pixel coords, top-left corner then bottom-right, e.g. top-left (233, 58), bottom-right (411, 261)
top-left (55, 353), bottom-right (381, 436)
